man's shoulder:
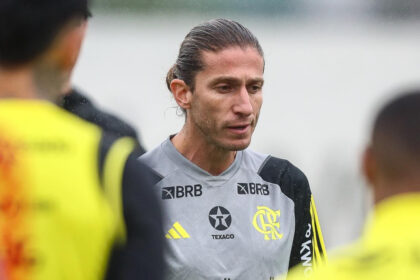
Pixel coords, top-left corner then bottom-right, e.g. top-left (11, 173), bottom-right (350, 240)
top-left (138, 140), bottom-right (171, 180)
top-left (241, 149), bottom-right (270, 173)
top-left (287, 242), bottom-right (383, 280)
top-left (62, 89), bottom-right (139, 140)
top-left (248, 150), bottom-right (310, 199)
top-left (0, 99), bottom-right (103, 139)
top-left (258, 155), bottom-right (307, 182)
top-left (291, 234), bottom-right (420, 280)
top-left (139, 141), bottom-right (164, 163)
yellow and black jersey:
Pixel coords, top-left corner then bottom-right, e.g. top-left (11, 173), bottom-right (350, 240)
top-left (287, 193), bottom-right (420, 280)
top-left (0, 100), bottom-right (163, 280)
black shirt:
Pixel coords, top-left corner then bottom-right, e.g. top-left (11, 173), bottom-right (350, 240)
top-left (62, 88), bottom-right (146, 156)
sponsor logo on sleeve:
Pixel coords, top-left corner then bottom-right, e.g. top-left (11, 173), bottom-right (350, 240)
top-left (300, 223), bottom-right (313, 275)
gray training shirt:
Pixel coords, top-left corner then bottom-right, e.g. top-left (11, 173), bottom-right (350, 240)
top-left (139, 138), bottom-right (326, 280)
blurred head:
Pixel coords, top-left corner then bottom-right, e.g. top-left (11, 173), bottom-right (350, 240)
top-left (363, 90), bottom-right (420, 203)
top-left (0, 0), bottom-right (91, 99)
top-left (167, 19), bottom-right (265, 151)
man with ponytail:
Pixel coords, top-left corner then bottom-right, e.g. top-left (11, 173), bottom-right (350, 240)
top-left (140, 18), bottom-right (326, 279)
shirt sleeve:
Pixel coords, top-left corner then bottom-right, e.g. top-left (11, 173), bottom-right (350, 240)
top-left (105, 154), bottom-right (164, 280)
top-left (99, 135), bottom-right (164, 280)
top-left (258, 157), bottom-right (327, 277)
top-left (282, 162), bottom-right (327, 276)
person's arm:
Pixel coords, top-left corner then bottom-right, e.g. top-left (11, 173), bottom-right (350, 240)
top-left (281, 163), bottom-right (327, 275)
top-left (105, 155), bottom-right (164, 280)
top-left (258, 157), bottom-right (327, 277)
top-left (99, 135), bottom-right (163, 280)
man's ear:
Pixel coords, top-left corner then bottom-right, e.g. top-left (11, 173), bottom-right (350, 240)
top-left (49, 19), bottom-right (88, 73)
top-left (170, 79), bottom-right (192, 110)
top-left (362, 145), bottom-right (376, 187)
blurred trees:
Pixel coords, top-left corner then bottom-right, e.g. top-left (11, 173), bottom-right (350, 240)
top-left (93, 0), bottom-right (299, 14)
top-left (93, 0), bottom-right (420, 18)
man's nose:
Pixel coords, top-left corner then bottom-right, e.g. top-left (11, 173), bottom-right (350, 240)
top-left (232, 86), bottom-right (253, 116)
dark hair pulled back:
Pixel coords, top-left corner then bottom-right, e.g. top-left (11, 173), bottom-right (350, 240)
top-left (166, 18), bottom-right (264, 92)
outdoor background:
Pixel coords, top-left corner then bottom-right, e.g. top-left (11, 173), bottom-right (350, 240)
top-left (72, 0), bottom-right (420, 250)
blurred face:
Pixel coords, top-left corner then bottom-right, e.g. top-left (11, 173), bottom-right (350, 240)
top-left (187, 46), bottom-right (264, 151)
top-left (58, 20), bottom-right (88, 94)
top-left (32, 19), bottom-right (88, 101)
top-left (39, 19), bottom-right (88, 97)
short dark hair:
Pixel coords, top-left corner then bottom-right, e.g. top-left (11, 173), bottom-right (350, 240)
top-left (166, 18), bottom-right (264, 93)
top-left (0, 0), bottom-right (91, 67)
top-left (372, 90), bottom-right (420, 179)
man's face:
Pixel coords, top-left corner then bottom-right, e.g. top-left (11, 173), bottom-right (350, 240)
top-left (44, 19), bottom-right (88, 98)
top-left (187, 46), bottom-right (264, 151)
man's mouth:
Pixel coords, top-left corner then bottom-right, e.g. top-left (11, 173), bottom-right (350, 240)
top-left (227, 123), bottom-right (251, 134)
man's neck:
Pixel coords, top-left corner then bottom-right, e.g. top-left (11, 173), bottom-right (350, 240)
top-left (171, 127), bottom-right (237, 176)
top-left (374, 176), bottom-right (420, 205)
top-left (0, 67), bottom-right (38, 99)
top-left (0, 60), bottom-right (64, 102)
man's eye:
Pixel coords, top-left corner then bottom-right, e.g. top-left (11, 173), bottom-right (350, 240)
top-left (216, 85), bottom-right (232, 93)
top-left (249, 85), bottom-right (262, 93)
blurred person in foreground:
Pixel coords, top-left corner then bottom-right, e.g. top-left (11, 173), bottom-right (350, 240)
top-left (139, 18), bottom-right (326, 280)
top-left (286, 90), bottom-right (420, 280)
top-left (0, 0), bottom-right (162, 279)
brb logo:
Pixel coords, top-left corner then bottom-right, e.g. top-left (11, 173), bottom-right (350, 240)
top-left (161, 184), bottom-right (202, 200)
top-left (208, 206), bottom-right (232, 231)
top-left (237, 183), bottom-right (269, 195)
top-left (252, 206), bottom-right (283, 240)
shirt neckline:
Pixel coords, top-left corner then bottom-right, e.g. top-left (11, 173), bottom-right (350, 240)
top-left (161, 137), bottom-right (243, 185)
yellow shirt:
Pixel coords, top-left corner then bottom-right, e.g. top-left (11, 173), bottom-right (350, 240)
top-left (286, 193), bottom-right (420, 280)
top-left (0, 100), bottom-right (125, 280)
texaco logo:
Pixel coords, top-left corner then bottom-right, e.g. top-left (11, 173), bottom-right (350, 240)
top-left (209, 206), bottom-right (232, 231)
